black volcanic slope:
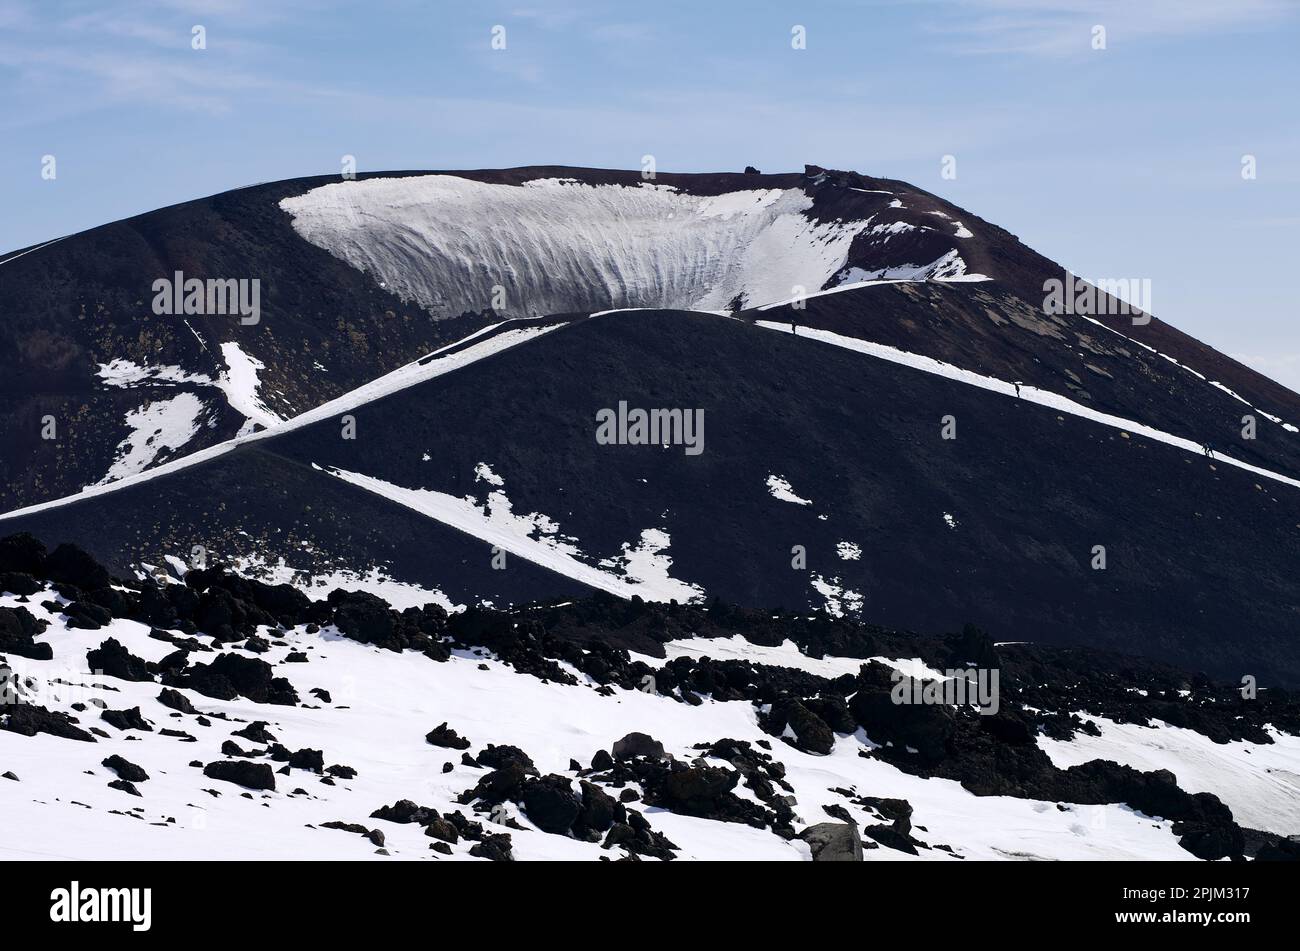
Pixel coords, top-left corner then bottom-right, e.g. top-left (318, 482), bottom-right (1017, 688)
top-left (6, 310), bottom-right (1299, 685)
top-left (748, 281), bottom-right (1300, 482)
top-left (6, 163), bottom-right (1299, 517)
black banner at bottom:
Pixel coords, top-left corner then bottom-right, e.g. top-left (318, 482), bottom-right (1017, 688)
top-left (2, 859), bottom-right (1284, 937)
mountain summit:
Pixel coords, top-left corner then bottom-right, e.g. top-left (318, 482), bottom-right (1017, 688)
top-left (2, 166), bottom-right (1299, 685)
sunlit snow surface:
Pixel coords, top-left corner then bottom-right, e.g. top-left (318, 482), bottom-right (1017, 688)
top-left (1, 584), bottom-right (1242, 862)
top-left (216, 342), bottom-right (283, 430)
top-left (95, 393), bottom-right (207, 485)
top-left (766, 474), bottom-right (812, 505)
top-left (1040, 715), bottom-right (1300, 836)
top-left (280, 175), bottom-right (875, 314)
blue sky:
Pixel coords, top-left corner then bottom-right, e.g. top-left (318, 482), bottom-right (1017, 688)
top-left (3, 0), bottom-right (1298, 388)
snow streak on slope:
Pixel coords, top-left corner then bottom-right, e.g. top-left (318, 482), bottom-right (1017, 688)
top-left (754, 320), bottom-right (1300, 494)
top-left (216, 342), bottom-right (283, 430)
top-left (208, 553), bottom-right (464, 614)
top-left (0, 324), bottom-right (562, 521)
top-left (836, 248), bottom-right (989, 283)
top-left (1081, 316), bottom-right (1300, 435)
top-left (319, 464), bottom-right (705, 604)
top-left (98, 351), bottom-right (283, 433)
top-left (642, 636), bottom-right (948, 682)
top-left (280, 176), bottom-right (873, 315)
top-left (97, 359), bottom-right (211, 388)
top-left (96, 393), bottom-right (207, 485)
top-left (766, 474), bottom-right (812, 505)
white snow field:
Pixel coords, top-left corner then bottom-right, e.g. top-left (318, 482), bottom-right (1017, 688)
top-left (97, 347), bottom-right (285, 447)
top-left (1040, 715), bottom-right (1300, 837)
top-left (215, 342), bottom-right (283, 430)
top-left (0, 585), bottom-right (1216, 862)
top-left (280, 175), bottom-right (973, 316)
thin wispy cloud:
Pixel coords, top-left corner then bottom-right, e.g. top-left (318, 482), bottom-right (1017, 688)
top-left (922, 0), bottom-right (1298, 55)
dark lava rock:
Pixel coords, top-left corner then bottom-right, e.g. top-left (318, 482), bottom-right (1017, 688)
top-left (326, 590), bottom-right (449, 657)
top-left (0, 605), bottom-right (51, 660)
top-left (980, 711), bottom-right (1035, 746)
top-left (657, 763), bottom-right (738, 810)
top-left (320, 821), bottom-right (384, 847)
top-left (156, 688), bottom-right (196, 714)
top-left (241, 634), bottom-right (271, 654)
top-left (0, 533), bottom-right (46, 575)
top-left (801, 822), bottom-right (863, 861)
top-left (601, 815), bottom-right (678, 861)
top-left (232, 721), bottom-right (277, 744)
top-left (1175, 815), bottom-right (1242, 857)
top-left (203, 760), bottom-right (276, 791)
top-left (86, 637), bottom-right (153, 682)
top-left (63, 600), bottom-right (113, 630)
top-left (459, 765), bottom-right (530, 806)
top-left (102, 754), bottom-right (149, 783)
top-left (475, 744), bottom-right (537, 774)
top-left (763, 698), bottom-right (835, 755)
top-left (573, 780), bottom-right (621, 838)
top-left (1254, 836), bottom-right (1300, 862)
top-left (107, 779), bottom-right (142, 797)
top-left (850, 664), bottom-right (956, 763)
top-left (863, 822), bottom-right (920, 855)
top-left (612, 732), bottom-right (667, 761)
top-left (425, 722), bottom-right (471, 750)
top-left (168, 652), bottom-right (299, 705)
top-left (426, 817), bottom-right (459, 844)
top-left (468, 833), bottom-right (514, 862)
top-left (43, 543), bottom-right (111, 591)
top-left (372, 800), bottom-right (438, 825)
top-left (0, 572), bottom-right (42, 596)
top-left (520, 774), bottom-right (581, 835)
top-left (859, 796), bottom-right (913, 834)
top-left (288, 748), bottom-right (325, 773)
top-left (221, 740), bottom-right (253, 757)
top-left (101, 706), bottom-right (152, 732)
top-left (2, 703), bottom-right (96, 742)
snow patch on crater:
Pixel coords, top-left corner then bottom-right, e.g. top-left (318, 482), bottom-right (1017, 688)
top-left (280, 175), bottom-right (872, 315)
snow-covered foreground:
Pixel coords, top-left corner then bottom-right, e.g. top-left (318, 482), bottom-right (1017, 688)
top-left (0, 585), bottom-right (1245, 862)
top-left (1041, 715), bottom-right (1300, 837)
